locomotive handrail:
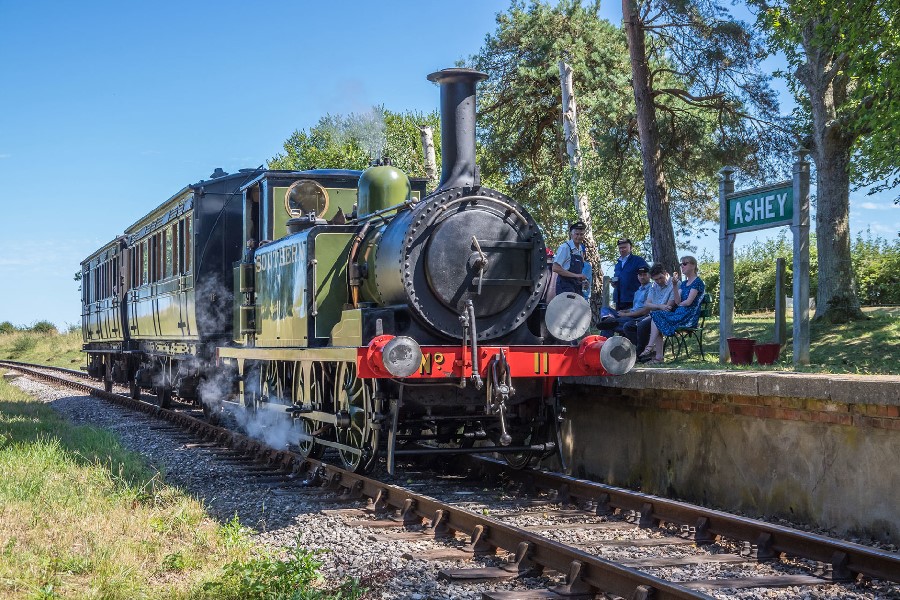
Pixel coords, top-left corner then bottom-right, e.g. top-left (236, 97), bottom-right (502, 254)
top-left (347, 198), bottom-right (416, 224)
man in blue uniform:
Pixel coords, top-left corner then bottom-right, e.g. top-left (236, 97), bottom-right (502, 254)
top-left (612, 238), bottom-right (649, 310)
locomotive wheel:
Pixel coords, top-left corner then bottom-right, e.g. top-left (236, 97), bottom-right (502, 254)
top-left (261, 362), bottom-right (285, 403)
top-left (292, 361), bottom-right (326, 459)
top-left (155, 386), bottom-right (173, 409)
top-left (502, 399), bottom-right (557, 470)
top-left (243, 366), bottom-right (262, 410)
top-left (334, 361), bottom-right (379, 473)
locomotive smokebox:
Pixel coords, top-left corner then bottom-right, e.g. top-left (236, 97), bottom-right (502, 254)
top-left (427, 68), bottom-right (488, 191)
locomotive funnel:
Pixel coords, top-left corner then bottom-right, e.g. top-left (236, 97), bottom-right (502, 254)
top-left (427, 68), bottom-right (488, 191)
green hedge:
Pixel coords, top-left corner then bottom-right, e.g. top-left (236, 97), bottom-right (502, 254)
top-left (699, 230), bottom-right (899, 313)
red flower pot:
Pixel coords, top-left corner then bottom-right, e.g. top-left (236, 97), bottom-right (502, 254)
top-left (727, 337), bottom-right (756, 365)
top-left (754, 342), bottom-right (782, 365)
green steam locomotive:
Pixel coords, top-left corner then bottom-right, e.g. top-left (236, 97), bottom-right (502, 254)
top-left (82, 68), bottom-right (635, 474)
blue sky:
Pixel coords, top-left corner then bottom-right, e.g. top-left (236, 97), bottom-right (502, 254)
top-left (1, 0), bottom-right (896, 328)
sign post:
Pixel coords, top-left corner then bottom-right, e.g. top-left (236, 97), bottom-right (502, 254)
top-left (718, 167), bottom-right (736, 363)
top-left (791, 149), bottom-right (811, 365)
top-left (719, 150), bottom-right (810, 365)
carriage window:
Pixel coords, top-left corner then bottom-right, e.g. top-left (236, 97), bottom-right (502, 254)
top-left (157, 233), bottom-right (164, 281)
top-left (178, 219), bottom-right (185, 274)
top-left (132, 246), bottom-right (138, 287)
top-left (142, 240), bottom-right (149, 285)
top-left (171, 223), bottom-right (179, 275)
top-left (164, 228), bottom-right (173, 278)
top-left (151, 235), bottom-right (157, 282)
top-left (152, 234), bottom-right (160, 282)
top-left (184, 215), bottom-right (192, 272)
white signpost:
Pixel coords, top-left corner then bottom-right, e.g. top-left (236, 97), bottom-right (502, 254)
top-left (718, 149), bottom-right (811, 365)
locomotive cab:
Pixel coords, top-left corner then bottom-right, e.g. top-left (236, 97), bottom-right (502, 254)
top-left (232, 169), bottom-right (428, 348)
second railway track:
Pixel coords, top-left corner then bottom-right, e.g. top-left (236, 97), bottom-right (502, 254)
top-left (3, 360), bottom-right (898, 599)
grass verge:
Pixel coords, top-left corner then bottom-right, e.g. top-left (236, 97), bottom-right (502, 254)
top-left (0, 331), bottom-right (83, 369)
top-left (0, 374), bottom-right (365, 599)
top-left (650, 306), bottom-right (899, 374)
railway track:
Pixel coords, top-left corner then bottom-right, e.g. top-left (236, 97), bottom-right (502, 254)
top-left (3, 360), bottom-right (898, 599)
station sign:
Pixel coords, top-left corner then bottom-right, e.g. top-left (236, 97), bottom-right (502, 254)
top-left (726, 181), bottom-right (792, 234)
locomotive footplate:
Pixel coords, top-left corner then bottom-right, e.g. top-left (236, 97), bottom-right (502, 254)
top-left (361, 336), bottom-right (629, 380)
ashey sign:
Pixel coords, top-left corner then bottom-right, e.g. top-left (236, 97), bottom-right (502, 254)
top-left (726, 181), bottom-right (792, 234)
top-left (718, 151), bottom-right (811, 366)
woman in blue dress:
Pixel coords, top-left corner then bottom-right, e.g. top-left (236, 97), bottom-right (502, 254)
top-left (640, 255), bottom-right (705, 364)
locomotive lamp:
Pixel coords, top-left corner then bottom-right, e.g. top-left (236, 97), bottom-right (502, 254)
top-left (366, 335), bottom-right (423, 378)
top-left (577, 335), bottom-right (636, 376)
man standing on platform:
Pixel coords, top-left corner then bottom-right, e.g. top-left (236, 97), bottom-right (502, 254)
top-left (553, 221), bottom-right (592, 299)
top-left (612, 238), bottom-right (649, 310)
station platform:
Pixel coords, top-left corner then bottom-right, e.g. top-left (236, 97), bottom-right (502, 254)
top-left (561, 369), bottom-right (900, 542)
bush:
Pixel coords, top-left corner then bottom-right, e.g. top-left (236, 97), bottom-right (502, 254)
top-left (9, 335), bottom-right (37, 357)
top-left (30, 320), bottom-right (57, 334)
top-left (0, 321), bottom-right (15, 335)
top-left (852, 231), bottom-right (900, 305)
top-left (699, 230), bottom-right (898, 312)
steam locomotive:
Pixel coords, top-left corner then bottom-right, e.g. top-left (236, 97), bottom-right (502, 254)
top-left (81, 68), bottom-right (635, 474)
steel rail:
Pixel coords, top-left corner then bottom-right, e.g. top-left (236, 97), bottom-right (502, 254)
top-left (465, 456), bottom-right (900, 584)
top-left (1, 360), bottom-right (712, 599)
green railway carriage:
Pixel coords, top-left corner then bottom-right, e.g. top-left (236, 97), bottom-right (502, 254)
top-left (81, 237), bottom-right (128, 390)
top-left (81, 168), bottom-right (257, 402)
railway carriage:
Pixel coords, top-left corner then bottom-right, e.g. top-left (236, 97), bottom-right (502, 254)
top-left (81, 67), bottom-right (636, 475)
top-left (82, 237), bottom-right (128, 389)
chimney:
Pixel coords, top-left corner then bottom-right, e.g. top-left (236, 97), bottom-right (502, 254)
top-left (426, 68), bottom-right (488, 191)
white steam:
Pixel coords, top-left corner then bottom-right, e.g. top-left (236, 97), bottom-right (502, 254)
top-left (198, 362), bottom-right (300, 451)
top-left (321, 106), bottom-right (387, 161)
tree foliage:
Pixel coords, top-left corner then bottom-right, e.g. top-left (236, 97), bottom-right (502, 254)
top-left (838, 0), bottom-right (900, 202)
top-left (755, 0), bottom-right (899, 201)
top-left (269, 107), bottom-right (441, 180)
top-left (467, 0), bottom-right (787, 259)
top-left (749, 0), bottom-right (897, 320)
top-left (622, 0), bottom-right (792, 269)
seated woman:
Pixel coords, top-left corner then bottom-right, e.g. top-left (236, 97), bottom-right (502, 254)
top-left (640, 255), bottom-right (705, 364)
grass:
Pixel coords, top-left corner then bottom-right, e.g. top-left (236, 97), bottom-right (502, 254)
top-left (0, 374), bottom-right (366, 599)
top-left (650, 306), bottom-right (900, 374)
top-left (0, 330), bottom-right (83, 368)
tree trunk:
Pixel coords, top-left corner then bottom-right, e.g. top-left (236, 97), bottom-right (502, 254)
top-left (796, 34), bottom-right (864, 322)
top-left (419, 126), bottom-right (438, 192)
top-left (623, 0), bottom-right (678, 272)
top-left (558, 60), bottom-right (604, 290)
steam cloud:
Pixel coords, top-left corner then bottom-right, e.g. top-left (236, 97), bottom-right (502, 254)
top-left (197, 360), bottom-right (300, 451)
top-left (321, 106), bottom-right (387, 161)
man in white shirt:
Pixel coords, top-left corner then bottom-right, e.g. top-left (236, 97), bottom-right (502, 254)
top-left (553, 221), bottom-right (592, 299)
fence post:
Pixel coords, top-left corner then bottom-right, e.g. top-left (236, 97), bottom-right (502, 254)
top-left (791, 149), bottom-right (811, 365)
top-left (774, 257), bottom-right (787, 345)
top-left (601, 275), bottom-right (610, 308)
top-left (718, 166), bottom-right (737, 363)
